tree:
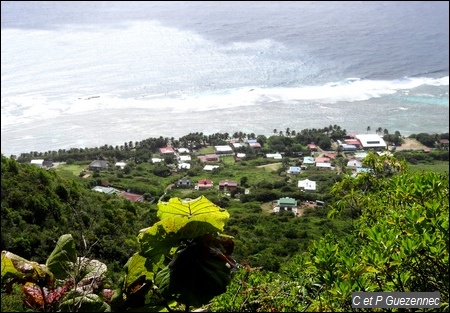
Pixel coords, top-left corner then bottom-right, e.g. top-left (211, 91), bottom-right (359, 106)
top-left (312, 153), bottom-right (450, 311)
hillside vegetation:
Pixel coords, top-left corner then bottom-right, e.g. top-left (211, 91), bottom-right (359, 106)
top-left (1, 126), bottom-right (449, 312)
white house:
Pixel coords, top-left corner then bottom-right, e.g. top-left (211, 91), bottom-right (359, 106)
top-left (179, 155), bottom-right (191, 162)
top-left (177, 148), bottom-right (190, 154)
top-left (115, 162), bottom-right (127, 169)
top-left (303, 156), bottom-right (315, 165)
top-left (203, 165), bottom-right (219, 171)
top-left (298, 179), bottom-right (317, 191)
top-left (30, 159), bottom-right (44, 168)
top-left (214, 145), bottom-right (233, 155)
top-left (347, 159), bottom-right (362, 167)
top-left (266, 153), bottom-right (282, 159)
top-left (178, 163), bottom-right (191, 169)
top-left (355, 134), bottom-right (387, 150)
top-left (288, 166), bottom-right (301, 174)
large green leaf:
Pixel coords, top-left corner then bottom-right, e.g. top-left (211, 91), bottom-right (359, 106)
top-left (157, 196), bottom-right (229, 231)
top-left (1, 250), bottom-right (54, 286)
top-left (76, 257), bottom-right (107, 283)
top-left (122, 253), bottom-right (157, 292)
top-left (138, 196), bottom-right (229, 259)
top-left (46, 234), bottom-right (77, 280)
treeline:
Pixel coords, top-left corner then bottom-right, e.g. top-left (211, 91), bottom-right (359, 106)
top-left (12, 124), bottom-right (449, 166)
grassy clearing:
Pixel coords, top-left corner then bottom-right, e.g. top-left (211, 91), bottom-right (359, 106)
top-left (55, 163), bottom-right (87, 176)
top-left (409, 161), bottom-right (449, 174)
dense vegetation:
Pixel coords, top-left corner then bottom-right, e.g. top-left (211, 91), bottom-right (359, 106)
top-left (1, 126), bottom-right (449, 311)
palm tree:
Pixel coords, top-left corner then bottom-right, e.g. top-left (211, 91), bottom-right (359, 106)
top-left (273, 128), bottom-right (277, 135)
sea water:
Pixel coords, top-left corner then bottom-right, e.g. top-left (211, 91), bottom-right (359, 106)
top-left (1, 1), bottom-right (448, 157)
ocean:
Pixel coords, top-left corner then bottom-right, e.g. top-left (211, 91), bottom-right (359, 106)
top-left (1, 1), bottom-right (448, 157)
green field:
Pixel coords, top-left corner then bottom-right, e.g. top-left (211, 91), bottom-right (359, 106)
top-left (55, 163), bottom-right (88, 177)
top-left (409, 161), bottom-right (449, 174)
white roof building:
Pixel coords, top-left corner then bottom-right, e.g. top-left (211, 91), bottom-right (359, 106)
top-left (30, 159), bottom-right (44, 167)
top-left (355, 134), bottom-right (387, 150)
top-left (178, 163), bottom-right (191, 169)
top-left (177, 148), bottom-right (190, 154)
top-left (298, 179), bottom-right (317, 191)
top-left (179, 155), bottom-right (191, 162)
top-left (315, 162), bottom-right (332, 169)
top-left (203, 165), bottom-right (219, 171)
top-left (266, 153), bottom-right (282, 159)
top-left (214, 145), bottom-right (233, 154)
top-left (115, 162), bottom-right (127, 169)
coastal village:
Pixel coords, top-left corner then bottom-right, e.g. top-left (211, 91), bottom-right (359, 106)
top-left (27, 131), bottom-right (437, 218)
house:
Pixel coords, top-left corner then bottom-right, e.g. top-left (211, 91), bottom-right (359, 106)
top-left (298, 179), bottom-right (316, 191)
top-left (274, 197), bottom-right (298, 214)
top-left (198, 154), bottom-right (219, 163)
top-left (354, 134), bottom-right (387, 150)
top-left (439, 139), bottom-right (449, 149)
top-left (314, 156), bottom-right (330, 163)
top-left (178, 155), bottom-right (191, 162)
top-left (115, 161), bottom-right (126, 169)
top-left (177, 147), bottom-right (190, 154)
top-left (177, 178), bottom-right (193, 188)
top-left (119, 192), bottom-right (144, 202)
top-left (232, 142), bottom-right (246, 149)
top-left (203, 165), bottom-right (219, 171)
top-left (89, 160), bottom-right (108, 171)
top-left (152, 158), bottom-right (163, 163)
top-left (197, 179), bottom-right (214, 190)
top-left (214, 145), bottom-right (233, 155)
top-left (307, 143), bottom-right (318, 151)
top-left (266, 153), bottom-right (282, 159)
top-left (92, 186), bottom-right (115, 194)
top-left (341, 144), bottom-right (358, 152)
top-left (303, 156), bottom-right (315, 165)
top-left (347, 159), bottom-right (362, 167)
top-left (159, 147), bottom-right (175, 154)
top-left (30, 159), bottom-right (44, 168)
top-left (178, 163), bottom-right (191, 170)
top-left (323, 153), bottom-right (337, 160)
top-left (288, 166), bottom-right (301, 174)
top-left (344, 139), bottom-right (361, 148)
top-left (248, 142), bottom-right (261, 148)
top-left (218, 180), bottom-right (238, 192)
top-left (315, 162), bottom-right (332, 170)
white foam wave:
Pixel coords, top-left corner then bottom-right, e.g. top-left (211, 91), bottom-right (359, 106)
top-left (2, 74), bottom-right (448, 129)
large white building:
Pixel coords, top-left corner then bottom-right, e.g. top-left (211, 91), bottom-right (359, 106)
top-left (355, 134), bottom-right (387, 150)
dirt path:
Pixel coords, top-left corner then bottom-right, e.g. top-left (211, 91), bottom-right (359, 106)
top-left (396, 138), bottom-right (428, 151)
top-left (257, 162), bottom-right (282, 171)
